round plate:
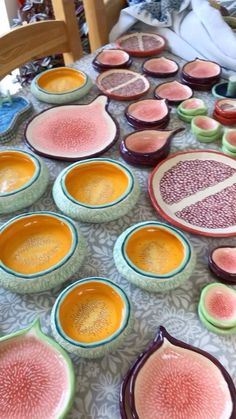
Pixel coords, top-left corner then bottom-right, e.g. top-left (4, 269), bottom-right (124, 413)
top-left (115, 32), bottom-right (166, 57)
top-left (148, 150), bottom-right (236, 236)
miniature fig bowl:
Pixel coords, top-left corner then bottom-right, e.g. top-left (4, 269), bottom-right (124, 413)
top-left (191, 115), bottom-right (222, 142)
top-left (209, 246), bottom-right (236, 284)
top-left (125, 99), bottom-right (170, 129)
top-left (0, 149), bottom-right (49, 214)
top-left (154, 81), bottom-right (193, 105)
top-left (53, 158), bottom-right (140, 223)
top-left (181, 58), bottom-right (221, 84)
top-left (51, 277), bottom-right (132, 358)
top-left (113, 221), bottom-right (195, 292)
top-left (142, 56), bottom-right (179, 77)
top-left (92, 48), bottom-right (132, 71)
top-left (0, 211), bottom-right (86, 293)
top-left (223, 129), bottom-right (236, 153)
top-left (31, 67), bottom-right (92, 104)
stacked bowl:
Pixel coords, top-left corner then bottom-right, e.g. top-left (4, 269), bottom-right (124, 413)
top-left (181, 58), bottom-right (221, 91)
top-left (177, 98), bottom-right (207, 123)
top-left (213, 98), bottom-right (236, 125)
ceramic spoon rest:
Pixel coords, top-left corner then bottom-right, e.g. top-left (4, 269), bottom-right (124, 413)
top-left (0, 95), bottom-right (32, 143)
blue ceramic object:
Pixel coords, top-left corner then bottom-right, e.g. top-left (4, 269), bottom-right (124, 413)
top-left (0, 96), bottom-right (32, 143)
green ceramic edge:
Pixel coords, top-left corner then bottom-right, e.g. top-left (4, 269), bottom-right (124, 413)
top-left (212, 82), bottom-right (228, 99)
top-left (198, 304), bottom-right (236, 335)
top-left (223, 130), bottom-right (236, 153)
top-left (0, 99), bottom-right (32, 143)
top-left (0, 212), bottom-right (86, 293)
top-left (34, 68), bottom-right (89, 94)
top-left (178, 100), bottom-right (207, 116)
top-left (199, 282), bottom-right (236, 329)
top-left (222, 145), bottom-right (236, 158)
top-left (176, 109), bottom-right (194, 123)
top-left (191, 117), bottom-right (221, 137)
top-left (51, 277), bottom-right (133, 358)
top-left (0, 319), bottom-right (75, 418)
top-left (113, 221), bottom-right (196, 292)
top-left (53, 159), bottom-right (140, 223)
top-left (195, 131), bottom-right (222, 143)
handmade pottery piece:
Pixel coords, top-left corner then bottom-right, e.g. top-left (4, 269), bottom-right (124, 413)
top-left (25, 95), bottom-right (119, 160)
top-left (222, 145), bottom-right (236, 158)
top-left (119, 128), bottom-right (184, 167)
top-left (0, 95), bottom-right (32, 143)
top-left (31, 67), bottom-right (92, 104)
top-left (177, 98), bottom-right (207, 122)
top-left (0, 212), bottom-right (86, 293)
top-left (0, 319), bottom-right (75, 419)
top-left (154, 81), bottom-right (193, 105)
top-left (148, 150), bottom-right (236, 236)
top-left (213, 98), bottom-right (236, 125)
top-left (115, 32), bottom-right (166, 57)
top-left (191, 115), bottom-right (222, 142)
top-left (0, 149), bottom-right (49, 214)
top-left (92, 48), bottom-right (132, 71)
top-left (113, 221), bottom-right (195, 292)
top-left (209, 246), bottom-right (236, 284)
top-left (53, 158), bottom-right (140, 223)
top-left (96, 69), bottom-right (150, 100)
top-left (212, 76), bottom-right (236, 99)
top-left (51, 277), bottom-right (132, 358)
top-left (182, 58), bottom-right (221, 89)
top-left (120, 326), bottom-right (236, 419)
top-left (223, 129), bottom-right (236, 153)
top-left (142, 57), bottom-right (179, 77)
top-left (125, 99), bottom-right (170, 129)
top-left (198, 305), bottom-right (236, 335)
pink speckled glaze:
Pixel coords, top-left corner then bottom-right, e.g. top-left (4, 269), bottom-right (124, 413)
top-left (184, 59), bottom-right (220, 78)
top-left (182, 98), bottom-right (204, 109)
top-left (128, 99), bottom-right (168, 122)
top-left (203, 285), bottom-right (236, 320)
top-left (226, 130), bottom-right (236, 146)
top-left (212, 248), bottom-right (236, 274)
top-left (144, 57), bottom-right (178, 73)
top-left (156, 81), bottom-right (192, 101)
top-left (125, 130), bottom-right (169, 153)
top-left (194, 116), bottom-right (218, 130)
top-left (97, 49), bottom-right (129, 65)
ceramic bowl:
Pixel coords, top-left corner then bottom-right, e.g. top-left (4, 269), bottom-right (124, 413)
top-left (0, 96), bottom-right (32, 143)
top-left (0, 149), bottom-right (49, 214)
top-left (154, 81), bottom-right (193, 105)
top-left (31, 67), bottom-right (92, 104)
top-left (51, 277), bottom-right (132, 358)
top-left (113, 221), bottom-right (195, 292)
top-left (115, 32), bottom-right (166, 57)
top-left (223, 129), bottom-right (236, 153)
top-left (213, 109), bottom-right (236, 126)
top-left (125, 99), bottom-right (170, 129)
top-left (191, 116), bottom-right (222, 142)
top-left (209, 246), bottom-right (236, 284)
top-left (178, 98), bottom-right (207, 116)
top-left (215, 99), bottom-right (236, 119)
top-left (53, 158), bottom-right (140, 223)
top-left (92, 48), bottom-right (132, 71)
top-left (181, 58), bottom-right (221, 84)
top-left (0, 212), bottom-right (86, 293)
top-left (222, 145), bottom-right (236, 158)
top-left (142, 57), bottom-right (179, 77)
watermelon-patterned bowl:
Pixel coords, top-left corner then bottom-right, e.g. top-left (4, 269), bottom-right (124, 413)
top-left (0, 212), bottom-right (86, 293)
top-left (53, 158), bottom-right (140, 223)
top-left (0, 149), bottom-right (49, 214)
top-left (113, 221), bottom-right (195, 292)
top-left (51, 277), bottom-right (133, 358)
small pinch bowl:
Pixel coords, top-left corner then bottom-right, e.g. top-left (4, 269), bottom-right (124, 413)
top-left (0, 212), bottom-right (86, 293)
top-left (53, 158), bottom-right (140, 223)
top-left (113, 221), bottom-right (195, 292)
top-left (181, 58), bottom-right (221, 84)
top-left (223, 129), bottom-right (236, 153)
top-left (51, 277), bottom-right (133, 358)
top-left (213, 109), bottom-right (236, 126)
top-left (191, 115), bottom-right (222, 138)
top-left (178, 98), bottom-right (207, 116)
top-left (92, 48), bottom-right (132, 71)
top-left (209, 246), bottom-right (236, 284)
top-left (31, 67), bottom-right (92, 104)
top-left (142, 56), bottom-right (179, 78)
top-left (154, 80), bottom-right (193, 105)
top-left (0, 149), bottom-right (49, 214)
top-left (215, 99), bottom-right (236, 118)
top-left (125, 98), bottom-right (170, 129)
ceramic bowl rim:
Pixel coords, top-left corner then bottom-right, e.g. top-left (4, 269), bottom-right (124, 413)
top-left (0, 211), bottom-right (78, 278)
top-left (198, 303), bottom-right (236, 335)
top-left (154, 80), bottom-right (193, 103)
top-left (182, 58), bottom-right (221, 80)
top-left (60, 158), bottom-right (135, 209)
top-left (92, 48), bottom-right (132, 70)
top-left (1, 96), bottom-right (32, 136)
top-left (209, 246), bottom-right (236, 282)
top-left (115, 31), bottom-right (166, 56)
top-left (33, 67), bottom-right (90, 95)
top-left (125, 98), bottom-right (170, 126)
top-left (52, 277), bottom-right (131, 348)
top-left (142, 56), bottom-right (179, 77)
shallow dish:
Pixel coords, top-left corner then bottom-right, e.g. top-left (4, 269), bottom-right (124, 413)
top-left (178, 98), bottom-right (207, 116)
top-left (0, 149), bottom-right (49, 214)
top-left (0, 96), bottom-right (32, 143)
top-left (115, 32), bottom-right (166, 57)
top-left (53, 158), bottom-right (140, 223)
top-left (92, 48), bottom-right (132, 71)
top-left (213, 109), bottom-right (236, 126)
top-left (223, 129), bottom-right (236, 152)
top-left (0, 212), bottom-right (86, 293)
top-left (198, 304), bottom-right (236, 335)
top-left (113, 221), bottom-right (195, 292)
top-left (181, 75), bottom-right (216, 91)
top-left (182, 58), bottom-right (221, 83)
top-left (154, 81), bottom-right (193, 104)
top-left (142, 57), bottom-right (179, 77)
top-left (125, 99), bottom-right (169, 129)
top-left (209, 246), bottom-right (236, 284)
top-left (215, 99), bottom-right (236, 118)
top-left (0, 319), bottom-right (75, 419)
top-left (51, 277), bottom-right (132, 358)
top-left (25, 95), bottom-right (118, 161)
top-left (31, 67), bottom-right (92, 104)
top-left (191, 116), bottom-right (221, 137)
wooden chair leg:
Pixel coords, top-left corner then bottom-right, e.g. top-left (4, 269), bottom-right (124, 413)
top-left (83, 0), bottom-right (109, 51)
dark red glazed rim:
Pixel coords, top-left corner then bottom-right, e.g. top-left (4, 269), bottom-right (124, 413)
top-left (125, 98), bottom-right (170, 129)
top-left (24, 95), bottom-right (120, 161)
top-left (142, 57), bottom-right (179, 78)
top-left (213, 110), bottom-right (236, 126)
top-left (92, 48), bottom-right (132, 72)
top-left (208, 246), bottom-right (236, 285)
top-left (154, 81), bottom-right (193, 105)
top-left (115, 32), bottom-right (166, 57)
top-left (215, 99), bottom-right (236, 118)
top-left (181, 76), bottom-right (216, 91)
top-left (120, 326), bottom-right (236, 419)
top-left (182, 58), bottom-right (221, 82)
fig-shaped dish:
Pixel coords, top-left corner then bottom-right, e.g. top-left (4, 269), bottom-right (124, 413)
top-left (0, 211), bottom-right (86, 293)
top-left (125, 99), bottom-right (170, 129)
top-left (120, 326), bottom-right (236, 419)
top-left (191, 116), bottom-right (222, 142)
top-left (0, 96), bottom-right (32, 143)
top-left (53, 158), bottom-right (140, 223)
top-left (51, 277), bottom-right (132, 358)
top-left (31, 67), bottom-right (92, 104)
top-left (142, 57), bottom-right (179, 77)
top-left (223, 129), bottom-right (236, 153)
top-left (148, 150), bottom-right (236, 236)
top-left (213, 109), bottom-right (236, 126)
top-left (115, 32), bottom-right (166, 57)
top-left (0, 149), bottom-right (49, 214)
top-left (92, 48), bottom-right (132, 71)
top-left (209, 246), bottom-right (236, 284)
top-left (96, 69), bottom-right (150, 100)
top-left (215, 99), bottom-right (236, 118)
top-left (154, 81), bottom-right (193, 105)
top-left (0, 319), bottom-right (75, 419)
top-left (113, 221), bottom-right (195, 292)
top-left (182, 58), bottom-right (221, 84)
top-left (120, 128), bottom-right (184, 167)
top-left (25, 95), bottom-right (119, 161)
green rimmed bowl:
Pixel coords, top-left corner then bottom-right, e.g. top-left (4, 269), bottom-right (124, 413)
top-left (198, 305), bottom-right (236, 336)
top-left (178, 98), bottom-right (207, 116)
top-left (0, 211), bottom-right (86, 293)
top-left (223, 129), bottom-right (236, 153)
top-left (0, 149), bottom-right (49, 214)
top-left (222, 145), bottom-right (236, 158)
top-left (51, 277), bottom-right (133, 358)
top-left (113, 221), bottom-right (196, 292)
top-left (191, 115), bottom-right (222, 138)
top-left (53, 158), bottom-right (140, 223)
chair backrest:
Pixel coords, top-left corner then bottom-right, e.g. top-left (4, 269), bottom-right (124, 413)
top-left (0, 0), bottom-right (82, 80)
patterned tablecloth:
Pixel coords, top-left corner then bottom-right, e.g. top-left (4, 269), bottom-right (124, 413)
top-left (0, 49), bottom-right (236, 419)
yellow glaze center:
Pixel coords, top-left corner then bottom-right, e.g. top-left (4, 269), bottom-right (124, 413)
top-left (125, 226), bottom-right (184, 275)
top-left (37, 68), bottom-right (86, 93)
top-left (65, 162), bottom-right (129, 206)
top-left (0, 215), bottom-right (72, 274)
top-left (0, 151), bottom-right (36, 193)
top-left (59, 281), bottom-right (124, 343)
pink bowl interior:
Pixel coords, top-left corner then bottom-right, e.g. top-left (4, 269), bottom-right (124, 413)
top-left (212, 247), bottom-right (236, 274)
top-left (225, 130), bottom-right (236, 146)
top-left (97, 49), bottom-right (129, 66)
top-left (125, 130), bottom-right (169, 153)
top-left (156, 82), bottom-right (192, 101)
top-left (203, 284), bottom-right (236, 320)
top-left (184, 60), bottom-right (220, 78)
top-left (194, 116), bottom-right (218, 130)
top-left (182, 98), bottom-right (203, 109)
top-left (144, 57), bottom-right (178, 73)
top-left (128, 99), bottom-right (168, 122)
top-left (218, 99), bottom-right (236, 113)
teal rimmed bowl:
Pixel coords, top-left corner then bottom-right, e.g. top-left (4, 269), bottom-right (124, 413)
top-left (0, 149), bottom-right (49, 214)
top-left (0, 211), bottom-right (86, 293)
top-left (51, 277), bottom-right (133, 358)
top-left (53, 158), bottom-right (140, 223)
top-left (113, 221), bottom-right (196, 292)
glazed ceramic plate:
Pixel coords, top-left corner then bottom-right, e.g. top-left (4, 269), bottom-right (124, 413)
top-left (25, 95), bottom-right (118, 160)
top-left (125, 99), bottom-right (169, 129)
top-left (92, 49), bottom-right (132, 71)
top-left (154, 81), bottom-right (193, 104)
top-left (182, 58), bottom-right (221, 82)
top-left (148, 150), bottom-right (236, 236)
top-left (115, 32), bottom-right (166, 57)
top-left (143, 57), bottom-right (179, 77)
top-left (0, 96), bottom-right (32, 143)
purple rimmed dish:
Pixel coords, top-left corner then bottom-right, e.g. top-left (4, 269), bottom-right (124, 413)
top-left (154, 81), bottom-right (193, 105)
top-left (125, 99), bottom-right (170, 129)
top-left (142, 57), bottom-right (179, 78)
top-left (181, 75), bottom-right (218, 91)
top-left (209, 246), bottom-right (236, 285)
top-left (92, 49), bottom-right (132, 72)
top-left (181, 58), bottom-right (221, 84)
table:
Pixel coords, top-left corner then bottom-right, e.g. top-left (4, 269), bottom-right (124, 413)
top-left (0, 49), bottom-right (236, 419)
